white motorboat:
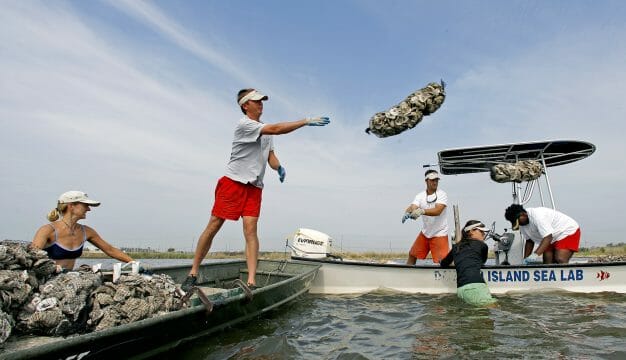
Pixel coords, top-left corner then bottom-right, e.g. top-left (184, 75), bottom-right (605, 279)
top-left (290, 140), bottom-right (626, 295)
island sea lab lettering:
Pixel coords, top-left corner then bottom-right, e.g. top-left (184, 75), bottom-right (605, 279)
top-left (486, 269), bottom-right (584, 282)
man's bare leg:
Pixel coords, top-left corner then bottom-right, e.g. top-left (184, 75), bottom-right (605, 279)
top-left (555, 249), bottom-right (574, 264)
top-left (542, 250), bottom-right (555, 264)
top-left (189, 215), bottom-right (225, 276)
top-left (242, 216), bottom-right (259, 286)
top-left (407, 254), bottom-right (417, 265)
top-left (524, 240), bottom-right (534, 258)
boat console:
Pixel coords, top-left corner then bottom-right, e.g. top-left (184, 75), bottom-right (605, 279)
top-left (488, 226), bottom-right (524, 265)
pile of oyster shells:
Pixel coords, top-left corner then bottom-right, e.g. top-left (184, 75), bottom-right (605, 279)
top-left (588, 255), bottom-right (626, 263)
top-left (490, 160), bottom-right (543, 183)
top-left (87, 273), bottom-right (184, 331)
top-left (0, 241), bottom-right (185, 344)
top-left (0, 242), bottom-right (57, 343)
top-left (16, 267), bottom-right (102, 336)
top-left (366, 81), bottom-right (446, 138)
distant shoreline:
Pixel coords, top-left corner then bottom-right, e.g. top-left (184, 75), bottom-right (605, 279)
top-left (82, 244), bottom-right (626, 260)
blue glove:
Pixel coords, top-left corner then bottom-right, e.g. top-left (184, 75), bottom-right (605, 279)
top-left (402, 212), bottom-right (411, 224)
top-left (306, 116), bottom-right (330, 126)
top-left (277, 166), bottom-right (286, 183)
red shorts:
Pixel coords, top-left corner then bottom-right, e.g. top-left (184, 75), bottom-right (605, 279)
top-left (549, 228), bottom-right (581, 252)
top-left (409, 232), bottom-right (450, 263)
top-left (211, 176), bottom-right (262, 220)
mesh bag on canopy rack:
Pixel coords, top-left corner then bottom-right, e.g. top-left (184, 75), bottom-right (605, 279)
top-left (490, 160), bottom-right (543, 183)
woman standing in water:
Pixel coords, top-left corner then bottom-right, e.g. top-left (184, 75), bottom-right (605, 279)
top-left (31, 191), bottom-right (133, 271)
top-left (440, 220), bottom-right (497, 307)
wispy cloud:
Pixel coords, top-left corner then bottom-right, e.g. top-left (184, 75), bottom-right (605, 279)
top-left (105, 0), bottom-right (253, 85)
top-left (1, 1), bottom-right (624, 252)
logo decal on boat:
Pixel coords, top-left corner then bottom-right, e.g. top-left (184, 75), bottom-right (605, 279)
top-left (596, 270), bottom-right (610, 281)
top-left (296, 237), bottom-right (325, 246)
top-left (433, 270), bottom-right (456, 282)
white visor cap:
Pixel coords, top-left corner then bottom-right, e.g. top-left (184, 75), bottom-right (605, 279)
top-left (238, 90), bottom-right (269, 106)
top-left (58, 191), bottom-right (101, 206)
top-left (463, 222), bottom-right (489, 232)
top-left (425, 172), bottom-right (440, 180)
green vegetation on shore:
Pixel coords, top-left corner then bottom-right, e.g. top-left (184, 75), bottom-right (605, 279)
top-left (81, 243), bottom-right (626, 260)
top-left (578, 243), bottom-right (626, 257)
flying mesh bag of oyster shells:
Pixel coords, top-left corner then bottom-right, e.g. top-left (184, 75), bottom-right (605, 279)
top-left (365, 81), bottom-right (446, 138)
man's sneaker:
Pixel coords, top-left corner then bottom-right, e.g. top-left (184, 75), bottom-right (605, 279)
top-left (181, 275), bottom-right (197, 292)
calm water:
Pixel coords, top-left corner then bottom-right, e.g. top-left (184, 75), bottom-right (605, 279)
top-left (80, 259), bottom-right (625, 359)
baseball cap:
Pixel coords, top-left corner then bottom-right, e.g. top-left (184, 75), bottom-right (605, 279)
top-left (58, 191), bottom-right (101, 206)
top-left (425, 171), bottom-right (440, 180)
top-left (238, 89), bottom-right (268, 106)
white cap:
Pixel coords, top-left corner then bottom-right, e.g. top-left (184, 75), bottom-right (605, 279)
top-left (463, 222), bottom-right (489, 232)
top-left (425, 171), bottom-right (440, 180)
top-left (238, 89), bottom-right (268, 106)
top-left (58, 191), bottom-right (101, 206)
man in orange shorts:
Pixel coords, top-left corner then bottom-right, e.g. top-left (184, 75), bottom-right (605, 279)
top-left (182, 88), bottom-right (330, 291)
top-left (505, 204), bottom-right (581, 264)
top-left (402, 170), bottom-right (450, 264)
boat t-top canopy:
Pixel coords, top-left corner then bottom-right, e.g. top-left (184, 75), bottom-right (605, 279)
top-left (437, 140), bottom-right (596, 175)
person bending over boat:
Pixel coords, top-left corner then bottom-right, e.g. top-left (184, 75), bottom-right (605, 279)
top-left (181, 88), bottom-right (330, 291)
top-left (504, 204), bottom-right (580, 264)
top-left (31, 191), bottom-right (134, 271)
top-left (440, 220), bottom-right (496, 307)
top-left (402, 170), bottom-right (450, 264)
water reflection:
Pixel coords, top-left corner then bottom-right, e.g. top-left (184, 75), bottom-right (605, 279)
top-left (411, 297), bottom-right (497, 359)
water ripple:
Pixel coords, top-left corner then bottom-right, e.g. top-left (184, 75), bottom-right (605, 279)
top-left (160, 291), bottom-right (626, 359)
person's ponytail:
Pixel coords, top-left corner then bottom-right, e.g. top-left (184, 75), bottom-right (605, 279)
top-left (47, 208), bottom-right (60, 221)
top-left (46, 203), bottom-right (67, 221)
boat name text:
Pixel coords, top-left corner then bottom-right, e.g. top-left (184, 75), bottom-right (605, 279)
top-left (486, 269), bottom-right (584, 282)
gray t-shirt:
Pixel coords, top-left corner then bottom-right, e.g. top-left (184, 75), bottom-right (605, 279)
top-left (224, 117), bottom-right (274, 188)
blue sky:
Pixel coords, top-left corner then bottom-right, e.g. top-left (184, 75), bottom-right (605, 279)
top-left (1, 1), bottom-right (625, 253)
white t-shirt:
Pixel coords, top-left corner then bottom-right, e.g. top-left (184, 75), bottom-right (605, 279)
top-left (224, 117), bottom-right (274, 188)
top-left (411, 189), bottom-right (449, 238)
top-left (520, 207), bottom-right (579, 243)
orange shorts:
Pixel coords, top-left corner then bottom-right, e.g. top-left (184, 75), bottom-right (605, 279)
top-left (548, 228), bottom-right (581, 252)
top-left (211, 176), bottom-right (262, 220)
top-left (409, 232), bottom-right (450, 263)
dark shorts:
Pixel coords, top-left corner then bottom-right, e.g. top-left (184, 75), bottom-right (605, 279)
top-left (211, 176), bottom-right (262, 220)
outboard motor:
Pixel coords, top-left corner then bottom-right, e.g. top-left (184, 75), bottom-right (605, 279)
top-left (487, 223), bottom-right (525, 265)
top-left (289, 228), bottom-right (341, 260)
